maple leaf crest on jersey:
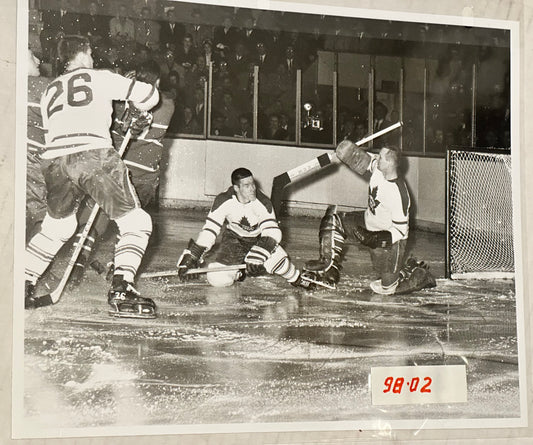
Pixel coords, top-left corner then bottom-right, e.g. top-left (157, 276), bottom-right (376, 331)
top-left (239, 216), bottom-right (258, 232)
top-left (368, 186), bottom-right (380, 215)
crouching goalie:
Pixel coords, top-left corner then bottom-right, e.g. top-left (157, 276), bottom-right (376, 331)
top-left (176, 168), bottom-right (315, 289)
top-left (304, 140), bottom-right (436, 295)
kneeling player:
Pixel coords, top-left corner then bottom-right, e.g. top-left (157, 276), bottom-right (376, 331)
top-left (176, 168), bottom-right (314, 289)
top-left (305, 141), bottom-right (436, 295)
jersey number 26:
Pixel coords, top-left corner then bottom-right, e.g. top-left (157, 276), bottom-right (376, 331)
top-left (45, 72), bottom-right (93, 119)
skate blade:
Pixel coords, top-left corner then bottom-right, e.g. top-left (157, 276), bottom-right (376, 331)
top-left (108, 310), bottom-right (157, 319)
top-left (108, 304), bottom-right (157, 319)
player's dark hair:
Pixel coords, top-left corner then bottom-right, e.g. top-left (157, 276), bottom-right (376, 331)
top-left (135, 60), bottom-right (161, 85)
top-left (57, 35), bottom-right (91, 73)
top-left (231, 168), bottom-right (253, 185)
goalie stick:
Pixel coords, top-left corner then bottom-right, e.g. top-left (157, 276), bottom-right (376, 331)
top-left (30, 129), bottom-right (134, 308)
top-left (140, 264), bottom-right (247, 279)
top-left (270, 121), bottom-right (402, 215)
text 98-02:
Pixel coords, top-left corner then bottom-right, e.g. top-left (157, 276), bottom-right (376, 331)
top-left (371, 365), bottom-right (467, 405)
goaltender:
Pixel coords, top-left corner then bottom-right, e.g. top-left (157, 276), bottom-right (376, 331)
top-left (304, 141), bottom-right (436, 295)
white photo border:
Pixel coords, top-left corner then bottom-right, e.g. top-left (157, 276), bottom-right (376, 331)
top-left (11, 0), bottom-right (527, 440)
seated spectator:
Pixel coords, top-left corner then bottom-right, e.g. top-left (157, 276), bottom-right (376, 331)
top-left (175, 33), bottom-right (197, 70)
top-left (190, 86), bottom-right (206, 132)
top-left (338, 118), bottom-right (356, 142)
top-left (40, 0), bottom-right (80, 63)
top-left (185, 54), bottom-right (209, 90)
top-left (79, 1), bottom-right (109, 43)
top-left (279, 112), bottom-right (295, 141)
top-left (134, 6), bottom-right (160, 50)
top-left (428, 128), bottom-right (446, 152)
top-left (263, 113), bottom-right (288, 141)
top-left (234, 113), bottom-right (253, 139)
top-left (159, 8), bottom-right (185, 52)
top-left (177, 106), bottom-right (202, 135)
top-left (354, 120), bottom-right (368, 142)
top-left (211, 112), bottom-right (233, 137)
top-left (199, 39), bottom-right (220, 68)
top-left (215, 90), bottom-right (240, 135)
top-left (135, 46), bottom-right (153, 65)
top-left (109, 4), bottom-right (135, 43)
top-left (159, 49), bottom-right (180, 83)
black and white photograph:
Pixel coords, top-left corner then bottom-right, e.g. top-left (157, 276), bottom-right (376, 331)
top-left (8, 0), bottom-right (531, 442)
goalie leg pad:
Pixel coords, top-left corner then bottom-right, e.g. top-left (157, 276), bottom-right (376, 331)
top-left (264, 245), bottom-right (299, 282)
top-left (206, 262), bottom-right (242, 287)
top-left (304, 205), bottom-right (346, 285)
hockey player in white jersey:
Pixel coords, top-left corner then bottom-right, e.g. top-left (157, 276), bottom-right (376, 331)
top-left (176, 168), bottom-right (315, 289)
top-left (306, 142), bottom-right (436, 295)
top-left (25, 36), bottom-right (160, 318)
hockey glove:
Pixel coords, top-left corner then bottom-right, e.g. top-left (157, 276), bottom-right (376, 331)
top-left (336, 140), bottom-right (371, 175)
top-left (352, 225), bottom-right (392, 249)
top-left (176, 239), bottom-right (207, 281)
top-left (244, 236), bottom-right (278, 276)
top-left (122, 102), bottom-right (153, 136)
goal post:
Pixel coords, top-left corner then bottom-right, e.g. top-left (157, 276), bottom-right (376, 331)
top-left (445, 147), bottom-right (514, 279)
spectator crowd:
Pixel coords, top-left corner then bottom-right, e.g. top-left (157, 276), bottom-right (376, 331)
top-left (34, 0), bottom-right (510, 151)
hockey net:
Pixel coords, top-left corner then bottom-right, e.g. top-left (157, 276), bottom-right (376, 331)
top-left (446, 148), bottom-right (514, 279)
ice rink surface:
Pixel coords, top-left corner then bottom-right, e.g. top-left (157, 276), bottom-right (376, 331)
top-left (21, 209), bottom-right (520, 434)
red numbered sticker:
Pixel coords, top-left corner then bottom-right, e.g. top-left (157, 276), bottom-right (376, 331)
top-left (370, 365), bottom-right (467, 405)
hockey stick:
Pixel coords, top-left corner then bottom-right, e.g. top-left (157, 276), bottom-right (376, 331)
top-left (270, 121), bottom-right (402, 215)
top-left (31, 130), bottom-right (134, 308)
top-left (140, 264), bottom-right (246, 279)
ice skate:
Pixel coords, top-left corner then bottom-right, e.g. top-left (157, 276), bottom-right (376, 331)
top-left (290, 271), bottom-right (317, 290)
top-left (107, 275), bottom-right (157, 319)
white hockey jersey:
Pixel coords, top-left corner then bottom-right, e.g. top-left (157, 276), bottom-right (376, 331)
top-left (364, 156), bottom-right (410, 243)
top-left (40, 68), bottom-right (158, 159)
top-left (197, 187), bottom-right (281, 250)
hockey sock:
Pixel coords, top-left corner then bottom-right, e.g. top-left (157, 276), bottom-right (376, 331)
top-left (73, 227), bottom-right (98, 268)
top-left (25, 213), bottom-right (77, 283)
top-left (263, 246), bottom-right (299, 283)
top-left (113, 208), bottom-right (152, 283)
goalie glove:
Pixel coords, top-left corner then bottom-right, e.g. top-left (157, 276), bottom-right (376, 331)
top-left (244, 236), bottom-right (278, 276)
top-left (335, 140), bottom-right (371, 175)
top-left (352, 225), bottom-right (392, 249)
top-left (122, 102), bottom-right (153, 136)
top-left (176, 239), bottom-right (207, 281)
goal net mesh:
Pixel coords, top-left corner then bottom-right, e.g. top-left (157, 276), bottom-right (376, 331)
top-left (446, 149), bottom-right (514, 278)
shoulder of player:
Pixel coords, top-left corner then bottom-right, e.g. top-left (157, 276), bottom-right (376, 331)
top-left (28, 76), bottom-right (53, 98)
top-left (254, 189), bottom-right (274, 213)
top-left (210, 187), bottom-right (235, 212)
